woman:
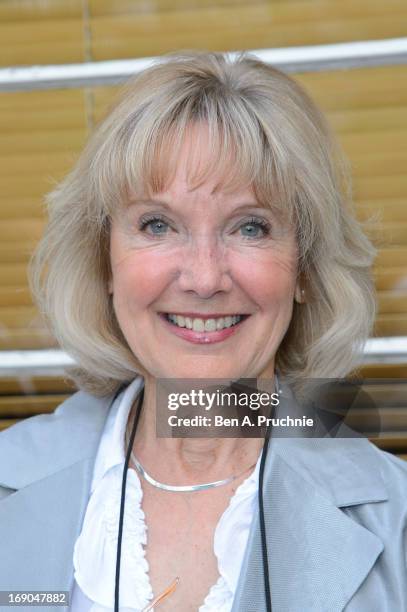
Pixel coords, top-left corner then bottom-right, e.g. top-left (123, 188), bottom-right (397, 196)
top-left (0, 52), bottom-right (406, 612)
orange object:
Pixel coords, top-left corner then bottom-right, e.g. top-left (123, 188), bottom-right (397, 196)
top-left (142, 576), bottom-right (180, 611)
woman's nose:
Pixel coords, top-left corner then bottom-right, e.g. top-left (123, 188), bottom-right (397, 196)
top-left (177, 235), bottom-right (233, 298)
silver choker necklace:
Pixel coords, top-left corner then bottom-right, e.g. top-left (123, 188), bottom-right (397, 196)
top-left (130, 450), bottom-right (257, 492)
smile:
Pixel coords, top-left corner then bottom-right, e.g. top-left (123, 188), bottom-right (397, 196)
top-left (166, 313), bottom-right (244, 331)
top-left (159, 313), bottom-right (250, 344)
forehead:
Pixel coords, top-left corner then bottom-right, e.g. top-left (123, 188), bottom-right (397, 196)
top-left (148, 171), bottom-right (257, 208)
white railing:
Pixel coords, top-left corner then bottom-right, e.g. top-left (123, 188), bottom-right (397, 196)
top-left (0, 38), bottom-right (406, 92)
top-left (0, 338), bottom-right (406, 376)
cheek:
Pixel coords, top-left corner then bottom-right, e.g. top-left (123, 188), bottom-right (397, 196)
top-left (110, 242), bottom-right (173, 312)
top-left (110, 223), bottom-right (172, 302)
top-left (233, 251), bottom-right (298, 307)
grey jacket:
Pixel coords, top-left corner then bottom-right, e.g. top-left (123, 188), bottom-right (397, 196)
top-left (0, 389), bottom-right (406, 611)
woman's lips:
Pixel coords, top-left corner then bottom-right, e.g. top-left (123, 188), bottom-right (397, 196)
top-left (159, 313), bottom-right (248, 344)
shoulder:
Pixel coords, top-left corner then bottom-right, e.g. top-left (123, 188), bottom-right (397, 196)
top-left (0, 390), bottom-right (113, 489)
top-left (337, 443), bottom-right (407, 551)
top-left (273, 436), bottom-right (407, 512)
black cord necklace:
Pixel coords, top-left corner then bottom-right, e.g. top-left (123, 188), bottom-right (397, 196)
top-left (259, 416), bottom-right (273, 612)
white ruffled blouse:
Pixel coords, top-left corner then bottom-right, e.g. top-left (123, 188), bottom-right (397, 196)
top-left (70, 377), bottom-right (261, 612)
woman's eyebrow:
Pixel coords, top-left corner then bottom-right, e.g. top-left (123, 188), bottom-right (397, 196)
top-left (129, 199), bottom-right (269, 212)
top-left (128, 199), bottom-right (170, 209)
top-left (229, 202), bottom-right (270, 213)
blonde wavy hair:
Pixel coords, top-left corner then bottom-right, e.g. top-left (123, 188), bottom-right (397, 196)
top-left (30, 51), bottom-right (376, 396)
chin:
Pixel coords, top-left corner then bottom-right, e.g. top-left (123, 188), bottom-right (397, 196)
top-left (158, 363), bottom-right (248, 381)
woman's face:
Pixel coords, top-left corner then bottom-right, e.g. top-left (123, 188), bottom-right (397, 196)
top-left (109, 126), bottom-right (302, 382)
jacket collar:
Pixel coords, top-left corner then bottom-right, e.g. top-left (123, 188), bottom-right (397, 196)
top-left (0, 390), bottom-right (113, 489)
top-left (272, 380), bottom-right (388, 507)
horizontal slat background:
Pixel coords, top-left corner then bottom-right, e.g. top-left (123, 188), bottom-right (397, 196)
top-left (2, 0), bottom-right (407, 67)
top-left (0, 0), bottom-right (406, 459)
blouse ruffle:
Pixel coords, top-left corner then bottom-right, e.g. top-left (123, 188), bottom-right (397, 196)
top-left (73, 466), bottom-right (153, 611)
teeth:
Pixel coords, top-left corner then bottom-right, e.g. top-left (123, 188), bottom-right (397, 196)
top-left (166, 314), bottom-right (243, 331)
top-left (204, 319), bottom-right (217, 332)
top-left (192, 319), bottom-right (205, 332)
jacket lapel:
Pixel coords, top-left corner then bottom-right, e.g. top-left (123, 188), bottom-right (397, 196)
top-left (260, 452), bottom-right (383, 610)
top-left (0, 391), bottom-right (112, 609)
top-left (232, 384), bottom-right (388, 612)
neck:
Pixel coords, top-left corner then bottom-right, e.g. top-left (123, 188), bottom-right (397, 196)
top-left (129, 373), bottom-right (277, 483)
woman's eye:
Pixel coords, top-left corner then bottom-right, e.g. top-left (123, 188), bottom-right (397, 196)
top-left (139, 216), bottom-right (170, 235)
top-left (239, 218), bottom-right (271, 239)
top-left (137, 215), bottom-right (270, 239)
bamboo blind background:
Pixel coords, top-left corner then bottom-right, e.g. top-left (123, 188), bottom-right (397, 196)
top-left (0, 0), bottom-right (406, 457)
top-left (1, 0), bottom-right (407, 66)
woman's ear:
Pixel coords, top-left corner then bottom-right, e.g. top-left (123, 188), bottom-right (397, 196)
top-left (294, 281), bottom-right (306, 304)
